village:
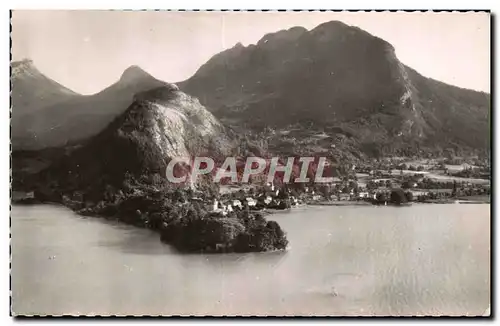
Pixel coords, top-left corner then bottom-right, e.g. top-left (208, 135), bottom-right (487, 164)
top-left (13, 156), bottom-right (491, 215)
top-left (207, 159), bottom-right (491, 215)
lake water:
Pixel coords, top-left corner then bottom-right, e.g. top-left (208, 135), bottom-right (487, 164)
top-left (11, 204), bottom-right (490, 316)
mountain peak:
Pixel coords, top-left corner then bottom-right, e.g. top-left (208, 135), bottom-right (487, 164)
top-left (312, 20), bottom-right (350, 31)
top-left (10, 58), bottom-right (78, 97)
top-left (309, 20), bottom-right (366, 39)
top-left (11, 59), bottom-right (39, 78)
top-left (133, 84), bottom-right (180, 103)
top-left (119, 65), bottom-right (152, 83)
top-left (12, 58), bottom-right (34, 68)
top-left (309, 20), bottom-right (395, 52)
top-left (258, 26), bottom-right (307, 45)
top-left (180, 21), bottom-right (490, 155)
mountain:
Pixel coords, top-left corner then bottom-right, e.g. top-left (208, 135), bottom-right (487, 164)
top-left (17, 84), bottom-right (289, 254)
top-left (179, 21), bottom-right (490, 157)
top-left (11, 59), bottom-right (80, 143)
top-left (32, 84), bottom-right (240, 199)
top-left (12, 63), bottom-right (166, 150)
top-left (11, 59), bottom-right (79, 114)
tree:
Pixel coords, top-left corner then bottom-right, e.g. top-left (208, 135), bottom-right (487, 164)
top-left (401, 181), bottom-right (412, 189)
top-left (348, 181), bottom-right (358, 193)
top-left (367, 181), bottom-right (378, 191)
top-left (390, 188), bottom-right (408, 205)
top-left (404, 191), bottom-right (414, 202)
top-left (172, 188), bottom-right (186, 203)
top-left (449, 181), bottom-right (457, 197)
top-left (318, 185), bottom-right (330, 199)
top-left (376, 192), bottom-right (388, 204)
top-left (277, 189), bottom-right (290, 200)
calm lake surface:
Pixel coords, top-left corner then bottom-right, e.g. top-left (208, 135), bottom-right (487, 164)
top-left (11, 204), bottom-right (490, 316)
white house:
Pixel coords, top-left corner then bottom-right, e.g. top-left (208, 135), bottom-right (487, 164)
top-left (246, 197), bottom-right (257, 207)
top-left (232, 200), bottom-right (242, 209)
top-left (339, 194), bottom-right (350, 201)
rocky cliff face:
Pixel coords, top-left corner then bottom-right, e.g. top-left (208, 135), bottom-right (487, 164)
top-left (179, 20), bottom-right (490, 156)
top-left (37, 85), bottom-right (237, 196)
top-left (116, 85), bottom-right (234, 161)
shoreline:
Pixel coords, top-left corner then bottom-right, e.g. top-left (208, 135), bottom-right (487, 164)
top-left (11, 195), bottom-right (491, 210)
top-left (307, 200), bottom-right (372, 207)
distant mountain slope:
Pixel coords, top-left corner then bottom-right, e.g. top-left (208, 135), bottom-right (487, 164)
top-left (11, 59), bottom-right (79, 114)
top-left (11, 59), bottom-right (80, 145)
top-left (35, 85), bottom-right (239, 199)
top-left (179, 21), bottom-right (490, 156)
top-left (403, 67), bottom-right (490, 151)
top-left (12, 64), bottom-right (166, 150)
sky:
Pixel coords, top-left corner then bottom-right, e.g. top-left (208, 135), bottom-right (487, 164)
top-left (11, 10), bottom-right (490, 94)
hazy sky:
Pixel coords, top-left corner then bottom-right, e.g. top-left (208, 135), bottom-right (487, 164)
top-left (12, 11), bottom-right (490, 94)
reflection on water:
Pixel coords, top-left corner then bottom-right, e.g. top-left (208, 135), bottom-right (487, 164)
top-left (11, 204), bottom-right (490, 316)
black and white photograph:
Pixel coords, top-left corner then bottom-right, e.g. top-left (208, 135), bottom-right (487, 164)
top-left (9, 10), bottom-right (491, 317)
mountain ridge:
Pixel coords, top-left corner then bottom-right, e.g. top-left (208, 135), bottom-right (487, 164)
top-left (179, 20), bottom-right (490, 157)
top-left (11, 59), bottom-right (80, 111)
top-left (11, 63), bottom-right (166, 150)
top-left (11, 20), bottom-right (490, 159)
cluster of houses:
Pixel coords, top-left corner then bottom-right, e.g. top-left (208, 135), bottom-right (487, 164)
top-left (187, 164), bottom-right (490, 214)
top-left (211, 198), bottom-right (254, 216)
top-left (209, 181), bottom-right (385, 215)
top-left (211, 183), bottom-right (301, 216)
